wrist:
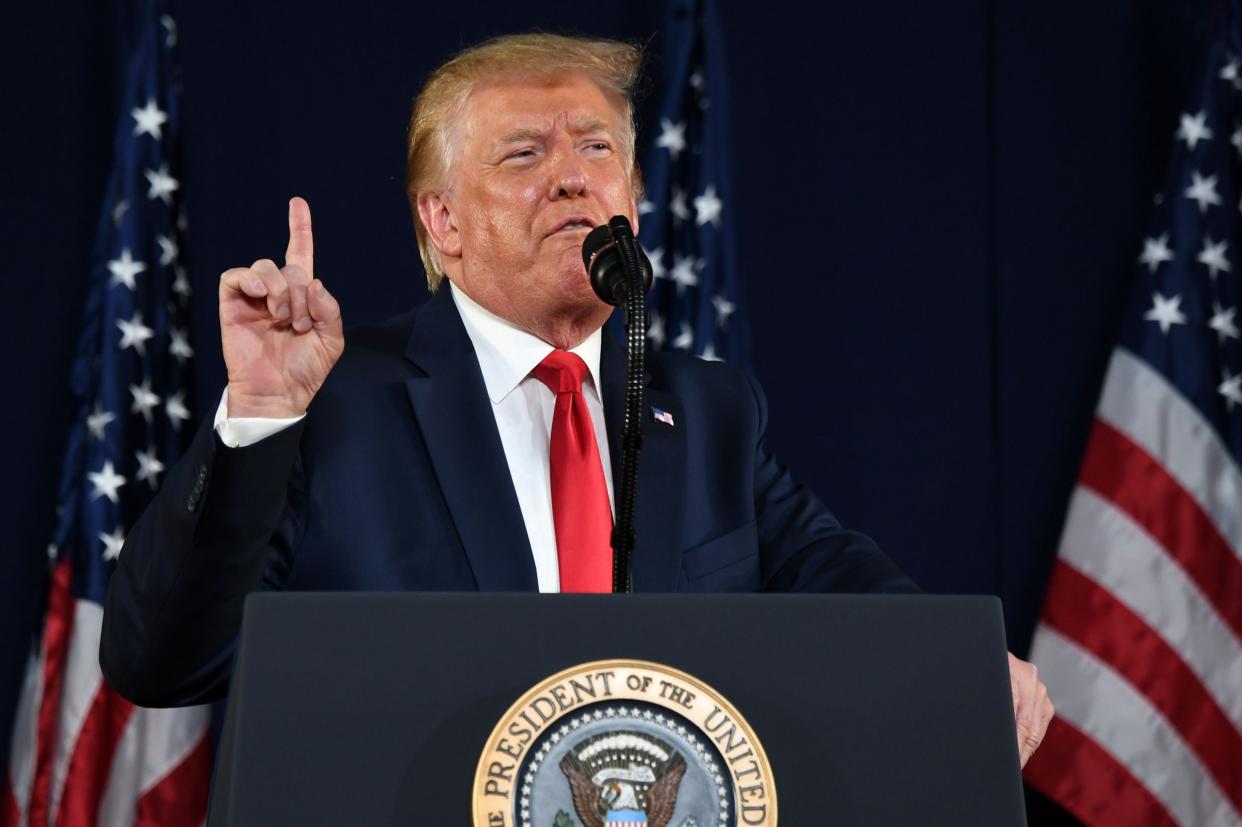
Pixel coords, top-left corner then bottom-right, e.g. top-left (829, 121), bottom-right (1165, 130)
top-left (225, 387), bottom-right (306, 419)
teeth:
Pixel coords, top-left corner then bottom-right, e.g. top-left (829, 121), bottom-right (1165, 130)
top-left (561, 222), bottom-right (589, 230)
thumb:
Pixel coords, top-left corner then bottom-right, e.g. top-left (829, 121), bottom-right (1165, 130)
top-left (286, 196), bottom-right (315, 279)
top-left (308, 279), bottom-right (342, 333)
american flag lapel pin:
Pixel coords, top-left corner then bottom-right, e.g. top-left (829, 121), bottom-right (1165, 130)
top-left (651, 406), bottom-right (675, 427)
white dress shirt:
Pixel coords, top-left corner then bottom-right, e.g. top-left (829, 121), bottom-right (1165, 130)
top-left (213, 282), bottom-right (614, 593)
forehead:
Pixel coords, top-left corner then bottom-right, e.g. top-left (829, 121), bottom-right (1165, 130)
top-left (458, 72), bottom-right (625, 143)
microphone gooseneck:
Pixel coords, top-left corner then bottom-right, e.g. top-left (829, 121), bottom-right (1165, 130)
top-left (582, 217), bottom-right (651, 594)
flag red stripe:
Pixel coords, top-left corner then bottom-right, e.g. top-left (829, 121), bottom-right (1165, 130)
top-left (26, 559), bottom-right (74, 827)
top-left (1, 778), bottom-right (19, 827)
top-left (1080, 418), bottom-right (1242, 641)
top-left (52, 684), bottom-right (135, 827)
top-left (132, 734), bottom-right (211, 827)
top-left (1042, 561), bottom-right (1242, 811)
top-left (1025, 716), bottom-right (1179, 827)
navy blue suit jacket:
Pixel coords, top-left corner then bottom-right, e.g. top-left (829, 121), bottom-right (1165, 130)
top-left (101, 287), bottom-right (917, 707)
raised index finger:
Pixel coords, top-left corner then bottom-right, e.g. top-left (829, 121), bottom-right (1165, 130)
top-left (285, 196), bottom-right (314, 279)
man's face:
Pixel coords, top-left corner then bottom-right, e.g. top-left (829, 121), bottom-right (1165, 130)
top-left (433, 72), bottom-right (638, 338)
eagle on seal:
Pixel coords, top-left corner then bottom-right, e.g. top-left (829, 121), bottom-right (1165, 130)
top-left (559, 752), bottom-right (686, 827)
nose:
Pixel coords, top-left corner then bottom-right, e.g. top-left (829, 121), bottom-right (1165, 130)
top-left (548, 143), bottom-right (586, 200)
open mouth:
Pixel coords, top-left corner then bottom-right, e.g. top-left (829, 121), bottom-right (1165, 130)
top-left (550, 217), bottom-right (596, 235)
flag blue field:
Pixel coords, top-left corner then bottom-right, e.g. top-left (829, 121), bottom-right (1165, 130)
top-left (638, 0), bottom-right (748, 367)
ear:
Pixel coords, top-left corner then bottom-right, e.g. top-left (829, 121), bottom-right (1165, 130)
top-left (417, 192), bottom-right (462, 260)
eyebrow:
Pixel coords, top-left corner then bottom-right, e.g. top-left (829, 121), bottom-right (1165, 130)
top-left (495, 116), bottom-right (615, 146)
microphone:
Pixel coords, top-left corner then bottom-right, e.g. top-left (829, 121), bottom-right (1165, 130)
top-left (582, 217), bottom-right (653, 307)
top-left (581, 216), bottom-right (650, 594)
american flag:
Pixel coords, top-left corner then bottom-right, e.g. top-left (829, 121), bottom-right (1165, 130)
top-left (2, 3), bottom-right (211, 825)
top-left (1024, 24), bottom-right (1242, 827)
top-left (638, 0), bottom-right (747, 367)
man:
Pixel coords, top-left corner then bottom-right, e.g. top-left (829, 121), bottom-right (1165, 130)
top-left (100, 33), bottom-right (1052, 764)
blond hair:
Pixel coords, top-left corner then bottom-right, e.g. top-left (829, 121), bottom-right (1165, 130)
top-left (405, 33), bottom-right (644, 291)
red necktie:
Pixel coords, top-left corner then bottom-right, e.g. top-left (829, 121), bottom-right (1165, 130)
top-left (531, 350), bottom-right (613, 593)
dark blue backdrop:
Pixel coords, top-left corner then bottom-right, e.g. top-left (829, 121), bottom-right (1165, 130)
top-left (0, 1), bottom-right (1221, 820)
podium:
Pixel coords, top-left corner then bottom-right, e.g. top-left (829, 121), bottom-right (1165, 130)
top-left (208, 593), bottom-right (1027, 825)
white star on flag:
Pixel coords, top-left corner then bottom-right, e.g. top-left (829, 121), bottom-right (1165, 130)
top-left (108, 248), bottom-right (147, 291)
top-left (670, 253), bottom-right (699, 294)
top-left (637, 199), bottom-right (656, 215)
top-left (166, 391), bottom-right (191, 429)
top-left (671, 321), bottom-right (694, 350)
top-left (694, 185), bottom-right (723, 227)
top-left (643, 246), bottom-right (666, 281)
top-left (169, 326), bottom-right (194, 362)
top-left (1233, 125), bottom-right (1242, 158)
top-left (647, 312), bottom-right (666, 347)
top-left (117, 312), bottom-right (154, 354)
top-left (1197, 237), bottom-right (1231, 278)
top-left (712, 293), bottom-right (736, 327)
top-left (1209, 303), bottom-right (1239, 344)
top-left (86, 403), bottom-right (116, 441)
top-left (160, 13), bottom-right (177, 47)
top-left (135, 447), bottom-right (165, 488)
top-left (1144, 292), bottom-right (1188, 333)
top-left (157, 234), bottom-right (179, 265)
top-left (172, 265), bottom-right (192, 298)
top-left (699, 342), bottom-right (722, 362)
top-left (87, 460), bottom-right (126, 504)
top-left (1184, 170), bottom-right (1222, 213)
top-left (99, 526), bottom-right (126, 562)
top-left (145, 163), bottom-right (180, 205)
top-left (131, 99), bottom-right (168, 140)
top-left (1137, 234), bottom-right (1174, 272)
top-left (1175, 110), bottom-right (1213, 150)
top-left (670, 187), bottom-right (690, 224)
top-left (111, 199), bottom-right (129, 229)
top-left (1220, 369), bottom-right (1242, 411)
top-left (656, 118), bottom-right (687, 159)
top-left (130, 378), bottom-right (161, 422)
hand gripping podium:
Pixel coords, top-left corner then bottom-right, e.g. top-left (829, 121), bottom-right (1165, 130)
top-left (208, 593), bottom-right (1027, 826)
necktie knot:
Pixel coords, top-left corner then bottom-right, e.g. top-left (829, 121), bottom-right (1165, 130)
top-left (532, 350), bottom-right (589, 395)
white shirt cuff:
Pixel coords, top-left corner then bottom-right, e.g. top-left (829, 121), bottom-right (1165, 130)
top-left (213, 388), bottom-right (306, 448)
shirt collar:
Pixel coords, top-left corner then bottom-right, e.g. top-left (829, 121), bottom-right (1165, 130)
top-left (449, 281), bottom-right (604, 405)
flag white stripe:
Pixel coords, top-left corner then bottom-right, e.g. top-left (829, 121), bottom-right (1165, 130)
top-left (1059, 486), bottom-right (1242, 730)
top-left (135, 705), bottom-right (210, 793)
top-left (6, 648), bottom-right (42, 827)
top-left (46, 600), bottom-right (105, 820)
top-left (1031, 626), bottom-right (1242, 827)
top-left (96, 716), bottom-right (140, 827)
top-left (98, 704), bottom-right (210, 824)
top-left (1099, 347), bottom-right (1242, 560)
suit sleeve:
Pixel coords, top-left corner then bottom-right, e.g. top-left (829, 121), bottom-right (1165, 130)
top-left (745, 373), bottom-right (922, 594)
top-left (100, 413), bottom-right (307, 707)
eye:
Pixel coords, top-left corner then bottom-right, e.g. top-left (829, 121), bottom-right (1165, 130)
top-left (503, 147), bottom-right (539, 163)
top-left (583, 141), bottom-right (612, 156)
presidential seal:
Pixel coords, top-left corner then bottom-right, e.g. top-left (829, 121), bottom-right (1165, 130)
top-left (473, 660), bottom-right (776, 827)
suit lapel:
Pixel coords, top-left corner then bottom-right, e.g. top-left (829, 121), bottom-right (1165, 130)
top-left (404, 289), bottom-right (538, 591)
top-left (601, 337), bottom-right (687, 592)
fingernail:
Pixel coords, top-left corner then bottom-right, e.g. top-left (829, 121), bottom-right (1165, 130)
top-left (249, 278), bottom-right (265, 294)
top-left (277, 303), bottom-right (290, 319)
top-left (294, 316), bottom-right (312, 332)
